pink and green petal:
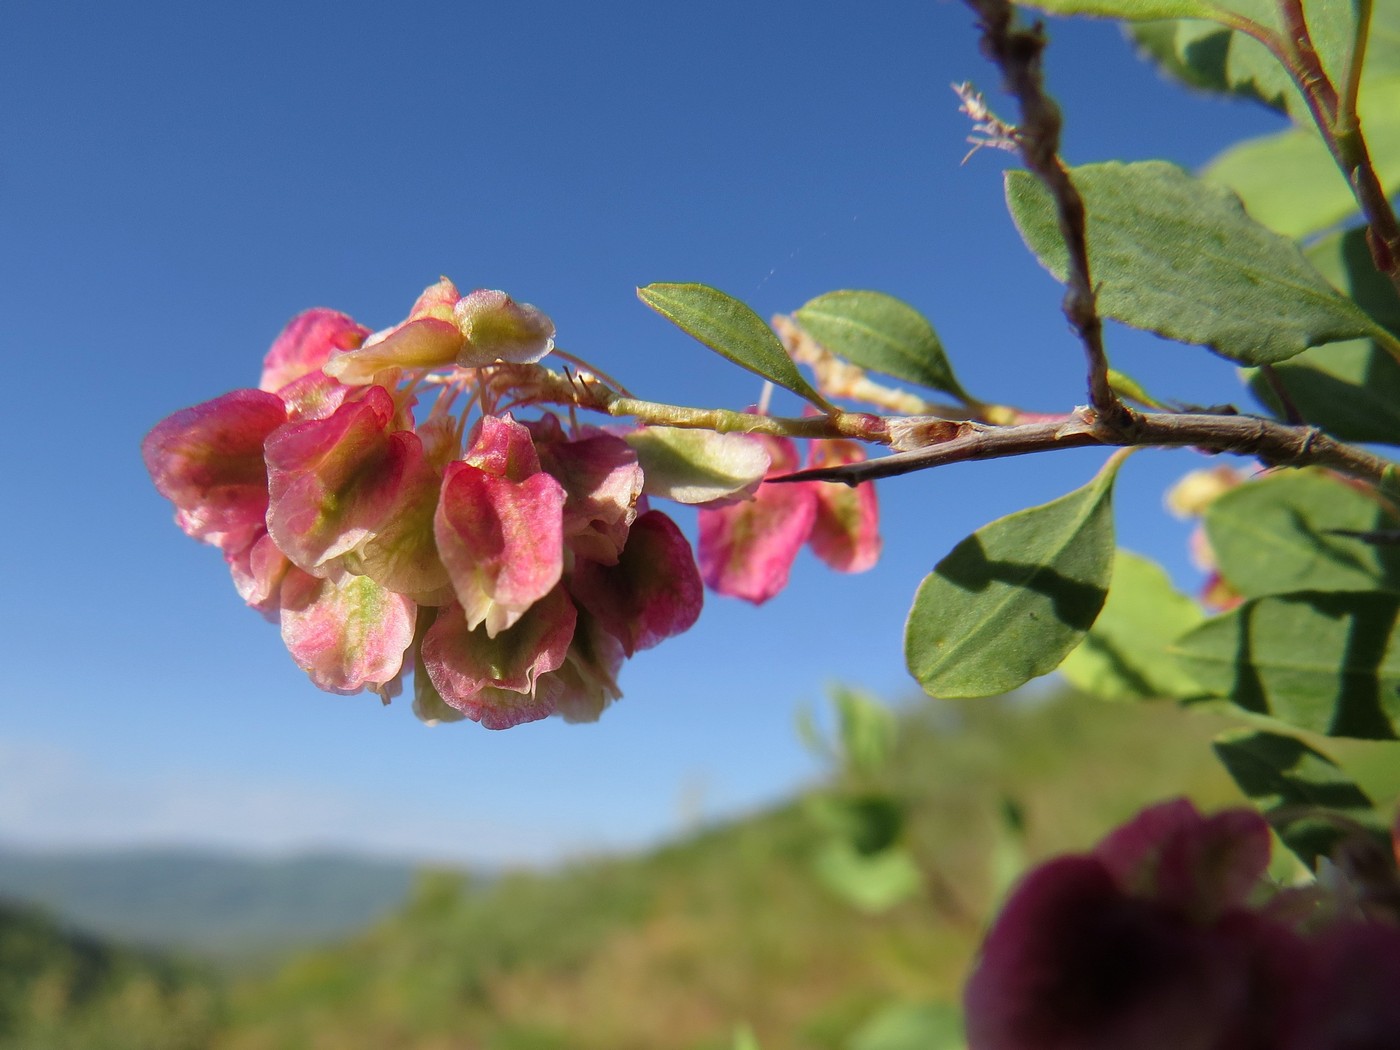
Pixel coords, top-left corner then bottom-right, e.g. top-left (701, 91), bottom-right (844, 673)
top-left (419, 590), bottom-right (576, 728)
top-left (530, 418), bottom-right (644, 564)
top-left (453, 289), bottom-right (556, 366)
top-left (259, 308), bottom-right (369, 393)
top-left (279, 572), bottom-right (416, 695)
top-left (434, 462), bottom-right (566, 636)
top-left (697, 436), bottom-right (818, 604)
top-left (552, 613), bottom-right (626, 724)
top-left (406, 276), bottom-right (462, 323)
top-left (807, 440), bottom-right (881, 573)
top-left (265, 387), bottom-right (423, 576)
top-left (345, 447), bottom-right (448, 598)
top-left (464, 414), bottom-right (543, 482)
top-left (225, 527), bottom-right (296, 620)
top-left (142, 389), bottom-right (287, 540)
top-left (571, 510), bottom-right (703, 655)
top-left (321, 317), bottom-right (464, 386)
top-left (276, 368), bottom-right (353, 423)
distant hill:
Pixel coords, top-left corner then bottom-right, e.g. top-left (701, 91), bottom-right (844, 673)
top-left (0, 847), bottom-right (421, 961)
top-left (211, 693), bottom-right (1249, 1050)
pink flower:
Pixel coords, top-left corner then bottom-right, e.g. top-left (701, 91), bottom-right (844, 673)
top-left (323, 279), bottom-right (556, 385)
top-left (962, 799), bottom-right (1400, 1050)
top-left (697, 433), bottom-right (880, 604)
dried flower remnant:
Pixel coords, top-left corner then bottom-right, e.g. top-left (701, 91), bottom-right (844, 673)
top-left (144, 278), bottom-right (860, 728)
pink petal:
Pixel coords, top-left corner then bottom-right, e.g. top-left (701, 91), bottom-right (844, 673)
top-left (434, 461), bottom-right (565, 637)
top-left (1279, 921), bottom-right (1400, 1049)
top-left (224, 527), bottom-right (294, 620)
top-left (453, 289), bottom-right (556, 366)
top-left (279, 572), bottom-right (415, 695)
top-left (530, 416), bottom-right (643, 564)
top-left (265, 387), bottom-right (424, 576)
top-left (406, 276), bottom-right (462, 322)
top-left (1095, 800), bottom-right (1271, 918)
top-left (697, 437), bottom-right (817, 604)
top-left (142, 389), bottom-right (287, 541)
top-left (964, 855), bottom-right (1276, 1050)
top-left (321, 317), bottom-right (464, 385)
top-left (571, 510), bottom-right (702, 656)
top-left (420, 591), bottom-right (576, 728)
top-left (464, 414), bottom-right (543, 481)
top-left (806, 440), bottom-right (881, 573)
top-left (552, 612), bottom-right (626, 724)
top-left (259, 308), bottom-right (369, 393)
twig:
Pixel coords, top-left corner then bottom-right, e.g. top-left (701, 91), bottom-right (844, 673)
top-left (774, 410), bottom-right (1397, 491)
top-left (965, 0), bottom-right (1130, 429)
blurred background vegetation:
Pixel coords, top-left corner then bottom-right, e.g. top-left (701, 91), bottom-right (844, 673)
top-left (8, 688), bottom-right (1396, 1049)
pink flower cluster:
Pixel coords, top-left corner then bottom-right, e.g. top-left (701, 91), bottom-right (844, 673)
top-left (965, 799), bottom-right (1400, 1050)
top-left (143, 280), bottom-right (880, 728)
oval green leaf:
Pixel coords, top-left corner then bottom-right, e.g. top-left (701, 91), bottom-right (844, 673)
top-left (1205, 469), bottom-right (1400, 597)
top-left (793, 290), bottom-right (970, 401)
top-left (1005, 160), bottom-right (1387, 364)
top-left (1172, 591), bottom-right (1400, 739)
top-left (1061, 549), bottom-right (1206, 701)
top-left (1212, 727), bottom-right (1380, 869)
top-left (638, 283), bottom-right (829, 408)
top-left (905, 455), bottom-right (1124, 698)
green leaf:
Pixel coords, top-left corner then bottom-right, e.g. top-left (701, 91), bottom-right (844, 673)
top-left (1310, 221), bottom-right (1400, 333)
top-left (1249, 224), bottom-right (1400, 443)
top-left (1172, 591), bottom-right (1400, 739)
top-left (849, 1002), bottom-right (966, 1050)
top-left (1205, 78), bottom-right (1400, 239)
top-left (1107, 367), bottom-right (1167, 408)
top-left (793, 290), bottom-right (970, 401)
top-left (1129, 19), bottom-right (1307, 119)
top-left (1212, 727), bottom-right (1380, 868)
top-left (810, 840), bottom-right (922, 914)
top-left (638, 283), bottom-right (829, 408)
top-left (1061, 550), bottom-right (1206, 701)
top-left (1005, 161), bottom-right (1386, 364)
top-left (732, 1024), bottom-right (762, 1050)
top-left (1205, 469), bottom-right (1400, 597)
top-left (831, 686), bottom-right (899, 779)
top-left (905, 454), bottom-right (1124, 698)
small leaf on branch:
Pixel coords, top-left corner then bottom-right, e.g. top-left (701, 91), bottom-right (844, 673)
top-left (793, 290), bottom-right (971, 401)
top-left (1061, 549), bottom-right (1206, 702)
top-left (1205, 468), bottom-right (1400, 597)
top-left (1212, 727), bottom-right (1381, 869)
top-left (1172, 591), bottom-right (1400, 739)
top-left (905, 453), bottom-right (1126, 698)
top-left (638, 283), bottom-right (830, 409)
top-left (1005, 160), bottom-right (1387, 364)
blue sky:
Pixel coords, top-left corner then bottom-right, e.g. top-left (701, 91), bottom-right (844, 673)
top-left (1, 1), bottom-right (1283, 865)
